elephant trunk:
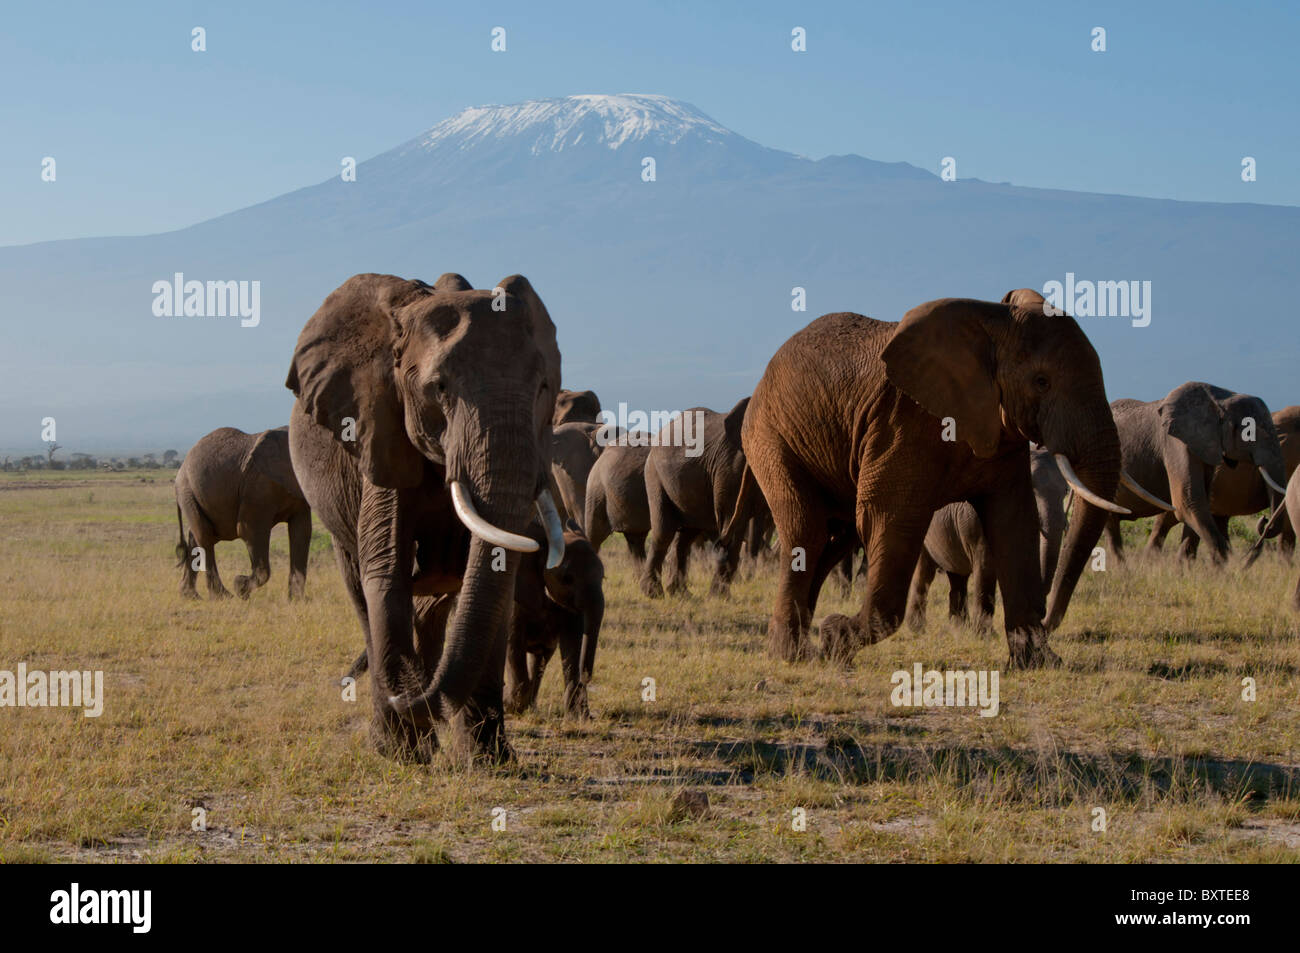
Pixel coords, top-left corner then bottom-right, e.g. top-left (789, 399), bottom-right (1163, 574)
top-left (1044, 428), bottom-right (1122, 631)
top-left (579, 587), bottom-right (604, 685)
top-left (391, 450), bottom-right (539, 727)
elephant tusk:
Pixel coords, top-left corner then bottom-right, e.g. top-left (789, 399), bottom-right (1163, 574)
top-left (535, 489), bottom-right (566, 569)
top-left (450, 481), bottom-right (539, 554)
top-left (1120, 470), bottom-right (1174, 512)
top-left (1260, 466), bottom-right (1288, 496)
top-left (1054, 454), bottom-right (1131, 515)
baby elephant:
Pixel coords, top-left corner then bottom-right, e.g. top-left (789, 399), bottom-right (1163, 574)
top-left (174, 426), bottom-right (312, 600)
top-left (343, 524), bottom-right (605, 719)
top-left (506, 526), bottom-right (605, 718)
top-left (906, 449), bottom-right (1068, 632)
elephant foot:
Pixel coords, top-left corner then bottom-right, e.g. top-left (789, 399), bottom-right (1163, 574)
top-left (209, 586), bottom-right (233, 600)
top-left (767, 620), bottom-right (813, 663)
top-left (370, 715), bottom-right (437, 765)
top-left (564, 684), bottom-right (591, 719)
top-left (640, 576), bottom-right (664, 599)
top-left (503, 684), bottom-right (537, 716)
top-left (665, 577), bottom-right (690, 597)
top-left (1005, 627), bottom-right (1062, 670)
top-left (818, 614), bottom-right (863, 667)
top-left (179, 586), bottom-right (200, 601)
top-left (234, 576), bottom-right (253, 599)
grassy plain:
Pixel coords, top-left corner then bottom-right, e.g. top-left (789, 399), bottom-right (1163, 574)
top-left (0, 469), bottom-right (1297, 862)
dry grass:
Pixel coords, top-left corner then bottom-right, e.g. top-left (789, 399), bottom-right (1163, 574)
top-left (1, 469), bottom-right (1297, 862)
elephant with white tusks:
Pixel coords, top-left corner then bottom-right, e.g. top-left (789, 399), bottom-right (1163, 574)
top-left (1102, 382), bottom-right (1287, 565)
top-left (286, 271), bottom-right (565, 765)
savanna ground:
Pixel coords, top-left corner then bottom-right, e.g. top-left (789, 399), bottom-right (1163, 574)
top-left (0, 469), bottom-right (1298, 863)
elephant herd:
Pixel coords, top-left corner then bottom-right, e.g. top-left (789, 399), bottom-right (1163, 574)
top-left (170, 275), bottom-right (1298, 764)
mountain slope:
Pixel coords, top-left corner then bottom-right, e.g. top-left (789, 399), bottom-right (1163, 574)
top-left (0, 94), bottom-right (1295, 450)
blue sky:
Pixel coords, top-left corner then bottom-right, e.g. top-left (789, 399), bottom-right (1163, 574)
top-left (3, 0), bottom-right (1297, 246)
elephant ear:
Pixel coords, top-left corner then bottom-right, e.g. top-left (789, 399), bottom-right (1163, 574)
top-left (433, 272), bottom-right (472, 292)
top-left (1001, 288), bottom-right (1046, 310)
top-left (882, 298), bottom-right (1004, 458)
top-left (285, 274), bottom-right (427, 489)
top-left (495, 275), bottom-right (563, 400)
top-left (724, 397), bottom-right (750, 444)
top-left (1159, 382), bottom-right (1226, 467)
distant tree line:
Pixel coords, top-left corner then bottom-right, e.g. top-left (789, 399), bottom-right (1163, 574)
top-left (1, 449), bottom-right (182, 471)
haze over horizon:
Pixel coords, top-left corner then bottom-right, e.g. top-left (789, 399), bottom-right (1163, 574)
top-left (3, 1), bottom-right (1298, 454)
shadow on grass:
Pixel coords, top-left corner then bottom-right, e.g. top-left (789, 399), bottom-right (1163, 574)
top-left (668, 738), bottom-right (1300, 804)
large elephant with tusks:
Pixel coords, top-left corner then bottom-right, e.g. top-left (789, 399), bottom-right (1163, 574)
top-left (286, 272), bottom-right (565, 763)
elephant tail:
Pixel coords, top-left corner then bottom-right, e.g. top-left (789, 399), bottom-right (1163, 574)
top-left (174, 502), bottom-right (188, 567)
top-left (721, 464), bottom-right (759, 542)
top-left (1245, 499), bottom-right (1289, 569)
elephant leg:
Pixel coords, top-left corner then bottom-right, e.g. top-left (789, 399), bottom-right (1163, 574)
top-left (1103, 515), bottom-right (1125, 565)
top-left (971, 564), bottom-right (997, 634)
top-left (905, 548), bottom-right (939, 633)
top-left (1168, 455), bottom-right (1229, 563)
top-left (557, 627), bottom-right (589, 718)
top-left (624, 533), bottom-right (647, 566)
top-left (759, 457), bottom-right (831, 662)
top-left (831, 549), bottom-right (854, 597)
top-left (179, 529), bottom-right (201, 599)
top-left (666, 529), bottom-right (698, 595)
top-left (197, 533), bottom-right (231, 599)
top-left (334, 546), bottom-right (371, 683)
top-left (977, 475), bottom-right (1058, 670)
top-left (413, 595), bottom-right (450, 678)
top-left (286, 510), bottom-right (311, 600)
top-left (358, 488), bottom-right (430, 763)
top-left (807, 530), bottom-right (855, 615)
top-left (1177, 522), bottom-right (1203, 561)
top-left (504, 616), bottom-right (536, 715)
top-left (1146, 510), bottom-right (1178, 554)
top-left (820, 511), bottom-right (927, 666)
top-left (710, 532), bottom-right (745, 597)
top-left (1282, 522), bottom-right (1297, 561)
top-left (235, 519), bottom-right (273, 599)
top-left (946, 572), bottom-right (969, 620)
top-left (641, 469), bottom-right (680, 598)
top-left (456, 619), bottom-right (512, 764)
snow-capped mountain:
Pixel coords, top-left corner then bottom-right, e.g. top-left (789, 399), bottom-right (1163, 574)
top-left (415, 94), bottom-right (744, 154)
top-left (1, 94), bottom-right (1297, 449)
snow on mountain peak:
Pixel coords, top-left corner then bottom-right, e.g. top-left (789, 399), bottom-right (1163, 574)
top-left (417, 94), bottom-right (738, 154)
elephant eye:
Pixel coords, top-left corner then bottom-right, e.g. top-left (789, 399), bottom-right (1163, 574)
top-left (1033, 374), bottom-right (1051, 393)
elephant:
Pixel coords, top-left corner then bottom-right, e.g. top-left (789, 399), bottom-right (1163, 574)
top-left (738, 289), bottom-right (1148, 669)
top-left (285, 271), bottom-right (566, 763)
top-left (641, 398), bottom-right (768, 598)
top-left (346, 523), bottom-right (605, 720)
top-left (1145, 404), bottom-right (1300, 558)
top-left (583, 442), bottom-right (652, 564)
top-left (905, 448), bottom-right (1069, 632)
top-left (505, 524), bottom-right (605, 718)
top-left (550, 421), bottom-right (604, 529)
top-left (173, 426), bottom-right (311, 600)
top-left (1245, 467), bottom-right (1300, 606)
top-left (1102, 383), bottom-right (1287, 564)
top-left (553, 389), bottom-right (601, 426)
